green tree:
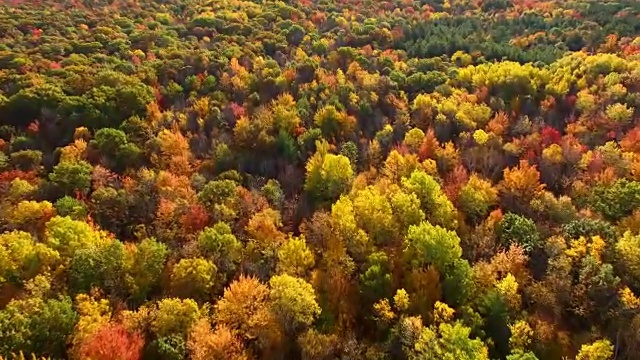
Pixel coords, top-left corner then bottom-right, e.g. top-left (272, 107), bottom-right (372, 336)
top-left (458, 175), bottom-right (498, 222)
top-left (44, 216), bottom-right (110, 258)
top-left (170, 258), bottom-right (217, 301)
top-left (390, 190), bottom-right (425, 234)
top-left (124, 237), bottom-right (168, 302)
top-left (269, 274), bottom-right (320, 333)
top-left (69, 240), bottom-right (126, 295)
top-left (496, 213), bottom-right (540, 252)
top-left (412, 321), bottom-right (489, 360)
top-left (197, 223), bottom-right (242, 276)
top-left (90, 128), bottom-right (142, 171)
top-left (352, 186), bottom-right (396, 245)
top-left (588, 179), bottom-right (640, 221)
top-left (0, 231), bottom-right (57, 285)
top-left (360, 251), bottom-right (393, 303)
top-left (402, 170), bottom-right (457, 229)
top-left (261, 179), bottom-right (285, 209)
top-left (404, 221), bottom-right (462, 271)
top-left (49, 160), bottom-right (93, 195)
top-left (0, 296), bottom-right (77, 359)
top-left (54, 196), bottom-right (87, 220)
top-left (152, 298), bottom-right (201, 338)
top-left (304, 140), bottom-right (353, 202)
top-left (10, 150), bottom-right (42, 171)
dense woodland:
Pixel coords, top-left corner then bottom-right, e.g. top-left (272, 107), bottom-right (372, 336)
top-left (2, 0), bottom-right (640, 359)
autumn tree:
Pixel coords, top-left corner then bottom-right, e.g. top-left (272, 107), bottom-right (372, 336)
top-left (214, 275), bottom-right (277, 350)
top-left (78, 323), bottom-right (144, 360)
top-left (268, 274), bottom-right (320, 334)
top-left (277, 235), bottom-right (315, 277)
top-left (402, 170), bottom-right (458, 230)
top-left (187, 320), bottom-right (249, 360)
top-left (49, 160), bottom-right (93, 196)
top-left (0, 295), bottom-right (77, 359)
top-left (124, 238), bottom-right (168, 303)
top-left (496, 213), bottom-right (540, 252)
top-left (499, 160), bottom-right (544, 214)
top-left (197, 222), bottom-right (242, 278)
top-left (170, 258), bottom-right (217, 301)
top-left (304, 140), bottom-right (354, 203)
top-left (458, 174), bottom-right (498, 222)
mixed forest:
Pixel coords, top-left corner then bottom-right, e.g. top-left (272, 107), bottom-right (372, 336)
top-left (3, 0), bottom-right (640, 359)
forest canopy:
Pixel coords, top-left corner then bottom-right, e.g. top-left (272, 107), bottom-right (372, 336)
top-left (1, 0), bottom-right (640, 359)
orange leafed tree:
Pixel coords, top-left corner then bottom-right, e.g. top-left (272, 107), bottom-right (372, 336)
top-left (78, 323), bottom-right (144, 360)
top-left (499, 160), bottom-right (545, 213)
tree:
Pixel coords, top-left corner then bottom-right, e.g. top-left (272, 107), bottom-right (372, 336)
top-left (151, 129), bottom-right (192, 176)
top-left (404, 222), bottom-right (462, 271)
top-left (286, 25), bottom-right (306, 46)
top-left (261, 179), bottom-right (284, 209)
top-left (0, 295), bottom-right (77, 359)
top-left (153, 335), bottom-right (187, 360)
top-left (588, 179), bottom-right (640, 221)
top-left (44, 216), bottom-right (110, 258)
top-left (245, 208), bottom-right (286, 277)
top-left (616, 231), bottom-right (640, 286)
top-left (298, 329), bottom-right (339, 360)
top-left (268, 274), bottom-right (321, 333)
top-left (404, 128), bottom-right (426, 153)
top-left (412, 320), bottom-right (490, 360)
top-left (90, 128), bottom-right (128, 167)
top-left (71, 294), bottom-right (111, 352)
top-left (124, 238), bottom-right (168, 302)
top-left (49, 160), bottom-right (93, 195)
top-left (458, 175), bottom-right (498, 222)
top-left (78, 323), bottom-right (144, 360)
top-left (0, 231), bottom-right (57, 284)
top-left (496, 213), bottom-right (540, 252)
top-left (304, 140), bottom-right (354, 202)
top-left (390, 190), bottom-right (425, 234)
top-left (187, 320), bottom-right (249, 360)
top-left (330, 196), bottom-right (373, 260)
top-left (10, 150), bottom-right (42, 171)
top-left (605, 103), bottom-right (633, 124)
top-left (89, 187), bottom-right (130, 236)
top-left (7, 200), bottom-right (55, 233)
top-left (576, 339), bottom-right (614, 360)
top-left (313, 105), bottom-right (355, 140)
top-left (214, 275), bottom-right (274, 343)
top-left (508, 320), bottom-right (533, 355)
top-left (69, 240), bottom-right (126, 295)
top-left (197, 223), bottom-right (242, 276)
top-left (54, 196), bottom-right (87, 220)
top-left (170, 258), bottom-right (217, 301)
top-left (277, 235), bottom-right (315, 277)
top-left (499, 161), bottom-right (544, 213)
top-left (360, 251), bottom-right (393, 304)
top-left (197, 179), bottom-right (238, 221)
top-left (402, 170), bottom-right (458, 230)
top-left (352, 186), bottom-right (396, 245)
top-left (152, 298), bottom-right (200, 338)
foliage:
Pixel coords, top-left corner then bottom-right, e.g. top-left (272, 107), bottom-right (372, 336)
top-left (497, 213), bottom-right (541, 252)
top-left (305, 141), bottom-right (354, 203)
top-left (1, 0), bottom-right (640, 357)
top-left (77, 323), bottom-right (144, 360)
top-left (269, 274), bottom-right (321, 333)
